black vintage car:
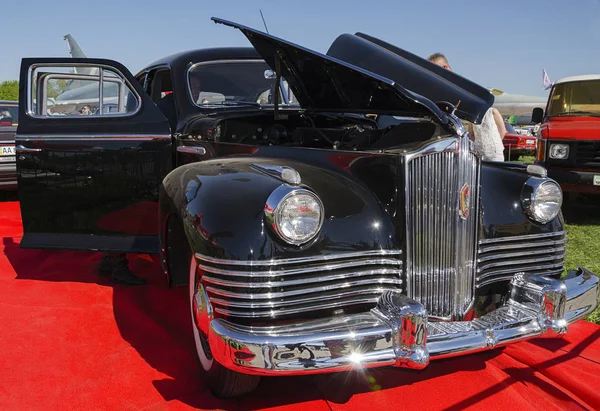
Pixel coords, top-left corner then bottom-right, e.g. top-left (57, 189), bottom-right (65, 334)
top-left (15, 18), bottom-right (599, 398)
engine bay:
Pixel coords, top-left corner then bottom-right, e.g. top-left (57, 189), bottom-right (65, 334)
top-left (184, 111), bottom-right (449, 151)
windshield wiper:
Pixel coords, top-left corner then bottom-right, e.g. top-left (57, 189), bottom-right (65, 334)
top-left (555, 110), bottom-right (600, 117)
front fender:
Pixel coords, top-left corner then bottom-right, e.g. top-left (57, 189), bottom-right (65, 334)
top-left (159, 156), bottom-right (400, 263)
top-left (479, 162), bottom-right (565, 240)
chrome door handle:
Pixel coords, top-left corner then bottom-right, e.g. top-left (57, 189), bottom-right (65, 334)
top-left (16, 145), bottom-right (42, 153)
top-left (177, 146), bottom-right (206, 155)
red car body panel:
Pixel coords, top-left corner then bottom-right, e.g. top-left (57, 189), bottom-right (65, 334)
top-left (539, 116), bottom-right (600, 141)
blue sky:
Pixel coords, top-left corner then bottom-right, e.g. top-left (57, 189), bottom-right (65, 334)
top-left (2, 0), bottom-right (599, 97)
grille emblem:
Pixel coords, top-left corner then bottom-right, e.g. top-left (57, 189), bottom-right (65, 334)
top-left (459, 183), bottom-right (470, 219)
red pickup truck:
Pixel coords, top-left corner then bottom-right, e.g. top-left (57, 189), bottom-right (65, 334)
top-left (532, 75), bottom-right (600, 196)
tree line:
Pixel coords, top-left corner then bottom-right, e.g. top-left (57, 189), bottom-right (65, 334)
top-left (0, 80), bottom-right (18, 101)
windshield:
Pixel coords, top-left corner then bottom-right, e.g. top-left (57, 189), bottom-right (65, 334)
top-left (547, 80), bottom-right (600, 117)
top-left (187, 60), bottom-right (297, 107)
top-left (0, 103), bottom-right (18, 125)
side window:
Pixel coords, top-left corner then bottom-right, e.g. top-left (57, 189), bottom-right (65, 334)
top-left (148, 68), bottom-right (177, 130)
top-left (135, 72), bottom-right (148, 95)
top-left (28, 65), bottom-right (140, 118)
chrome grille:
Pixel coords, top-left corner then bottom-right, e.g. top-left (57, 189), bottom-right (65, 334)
top-left (476, 231), bottom-right (566, 287)
top-left (405, 138), bottom-right (480, 320)
top-left (196, 250), bottom-right (403, 321)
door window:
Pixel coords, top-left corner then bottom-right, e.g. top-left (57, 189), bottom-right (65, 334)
top-left (28, 65), bottom-right (140, 118)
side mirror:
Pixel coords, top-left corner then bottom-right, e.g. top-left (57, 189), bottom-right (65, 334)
top-left (531, 107), bottom-right (544, 124)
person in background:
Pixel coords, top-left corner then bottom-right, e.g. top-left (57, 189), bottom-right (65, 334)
top-left (78, 105), bottom-right (92, 115)
top-left (428, 53), bottom-right (506, 161)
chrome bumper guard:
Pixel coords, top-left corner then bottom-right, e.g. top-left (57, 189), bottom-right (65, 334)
top-left (206, 268), bottom-right (599, 376)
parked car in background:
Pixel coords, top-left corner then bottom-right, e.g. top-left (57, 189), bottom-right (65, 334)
top-left (14, 18), bottom-right (599, 398)
top-left (533, 75), bottom-right (600, 196)
top-left (0, 100), bottom-right (18, 190)
top-left (504, 122), bottom-right (537, 160)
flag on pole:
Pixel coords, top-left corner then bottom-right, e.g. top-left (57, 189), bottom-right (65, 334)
top-left (543, 69), bottom-right (553, 90)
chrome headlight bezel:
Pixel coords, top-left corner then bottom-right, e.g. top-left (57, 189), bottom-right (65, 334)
top-left (549, 143), bottom-right (570, 159)
top-left (264, 185), bottom-right (324, 245)
top-left (521, 178), bottom-right (563, 224)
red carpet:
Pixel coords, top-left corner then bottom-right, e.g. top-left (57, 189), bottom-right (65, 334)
top-left (0, 200), bottom-right (599, 410)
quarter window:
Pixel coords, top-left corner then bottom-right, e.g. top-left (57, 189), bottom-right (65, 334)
top-left (28, 65), bottom-right (140, 118)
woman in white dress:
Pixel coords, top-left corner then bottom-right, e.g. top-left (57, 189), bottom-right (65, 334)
top-left (428, 53), bottom-right (507, 161)
top-left (469, 107), bottom-right (506, 161)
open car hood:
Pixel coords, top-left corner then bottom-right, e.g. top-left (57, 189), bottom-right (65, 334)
top-left (212, 17), bottom-right (449, 126)
top-left (327, 33), bottom-right (494, 123)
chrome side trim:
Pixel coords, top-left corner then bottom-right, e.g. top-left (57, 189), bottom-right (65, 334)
top-left (214, 296), bottom-right (385, 318)
top-left (478, 238), bottom-right (567, 253)
top-left (194, 249), bottom-right (402, 266)
top-left (477, 253), bottom-right (566, 272)
top-left (477, 245), bottom-right (566, 262)
top-left (16, 145), bottom-right (42, 153)
top-left (476, 231), bottom-right (567, 287)
top-left (15, 133), bottom-right (172, 141)
top-left (197, 250), bottom-right (403, 320)
top-left (477, 262), bottom-right (566, 281)
top-left (205, 276), bottom-right (402, 297)
top-left (198, 259), bottom-right (402, 278)
top-left (479, 230), bottom-right (566, 244)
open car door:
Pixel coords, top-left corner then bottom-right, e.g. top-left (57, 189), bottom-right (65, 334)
top-left (16, 58), bottom-right (172, 253)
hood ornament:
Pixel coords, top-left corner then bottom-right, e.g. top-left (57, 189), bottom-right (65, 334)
top-left (459, 183), bottom-right (470, 219)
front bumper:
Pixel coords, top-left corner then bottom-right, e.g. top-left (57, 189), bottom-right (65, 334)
top-left (202, 267), bottom-right (600, 376)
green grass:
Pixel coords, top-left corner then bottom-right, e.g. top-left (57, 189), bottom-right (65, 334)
top-left (514, 155), bottom-right (600, 324)
top-left (563, 206), bottom-right (600, 324)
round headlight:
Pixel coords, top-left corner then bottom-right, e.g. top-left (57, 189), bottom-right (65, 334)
top-left (265, 187), bottom-right (324, 245)
top-left (522, 179), bottom-right (563, 224)
top-left (549, 143), bottom-right (570, 159)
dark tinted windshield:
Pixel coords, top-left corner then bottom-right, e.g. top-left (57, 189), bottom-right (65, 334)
top-left (547, 80), bottom-right (600, 117)
top-left (0, 103), bottom-right (18, 125)
top-left (187, 61), bottom-right (296, 107)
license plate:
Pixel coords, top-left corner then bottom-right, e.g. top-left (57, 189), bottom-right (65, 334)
top-left (594, 175), bottom-right (600, 186)
top-left (526, 139), bottom-right (535, 145)
top-left (1, 146), bottom-right (15, 156)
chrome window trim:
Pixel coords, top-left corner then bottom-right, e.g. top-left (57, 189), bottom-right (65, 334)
top-left (194, 249), bottom-right (402, 266)
top-left (15, 133), bottom-right (171, 141)
top-left (479, 230), bottom-right (566, 244)
top-left (26, 62), bottom-right (142, 119)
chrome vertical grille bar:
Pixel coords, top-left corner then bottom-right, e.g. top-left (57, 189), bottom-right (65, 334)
top-left (405, 138), bottom-right (480, 320)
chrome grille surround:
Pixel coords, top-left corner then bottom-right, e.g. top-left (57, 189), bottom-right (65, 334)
top-left (404, 137), bottom-right (480, 320)
top-left (476, 230), bottom-right (567, 288)
top-left (195, 249), bottom-right (403, 321)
